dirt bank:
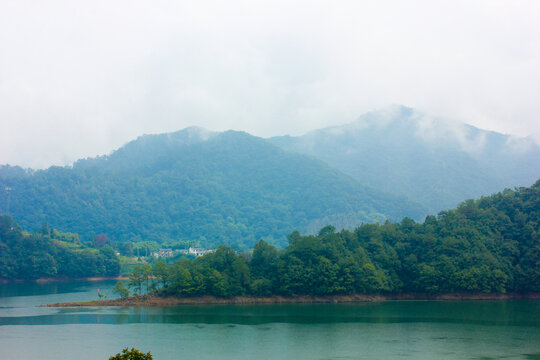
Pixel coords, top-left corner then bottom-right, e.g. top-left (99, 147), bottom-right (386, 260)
top-left (41, 292), bottom-right (540, 307)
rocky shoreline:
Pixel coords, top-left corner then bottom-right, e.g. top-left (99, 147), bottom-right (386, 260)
top-left (41, 292), bottom-right (540, 307)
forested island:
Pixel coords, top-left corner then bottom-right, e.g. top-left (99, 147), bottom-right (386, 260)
top-left (46, 179), bottom-right (540, 306)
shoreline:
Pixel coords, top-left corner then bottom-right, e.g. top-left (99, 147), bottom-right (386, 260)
top-left (0, 276), bottom-right (129, 284)
top-left (41, 292), bottom-right (540, 307)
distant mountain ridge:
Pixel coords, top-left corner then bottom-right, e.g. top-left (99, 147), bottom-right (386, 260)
top-left (270, 106), bottom-right (540, 213)
top-left (2, 106), bottom-right (538, 248)
top-left (0, 128), bottom-right (425, 249)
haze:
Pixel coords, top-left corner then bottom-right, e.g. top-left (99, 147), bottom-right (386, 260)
top-left (1, 0), bottom-right (539, 169)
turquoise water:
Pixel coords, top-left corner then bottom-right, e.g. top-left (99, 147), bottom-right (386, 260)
top-left (0, 281), bottom-right (539, 359)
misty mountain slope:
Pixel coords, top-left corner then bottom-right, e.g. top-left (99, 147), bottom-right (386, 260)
top-left (0, 128), bottom-right (425, 248)
top-left (270, 106), bottom-right (540, 213)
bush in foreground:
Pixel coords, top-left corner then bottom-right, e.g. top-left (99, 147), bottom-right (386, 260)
top-left (109, 347), bottom-right (153, 360)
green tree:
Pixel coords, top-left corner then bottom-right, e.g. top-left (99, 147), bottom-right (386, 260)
top-left (109, 348), bottom-right (152, 360)
top-left (153, 261), bottom-right (170, 289)
top-left (129, 265), bottom-right (145, 295)
top-left (113, 280), bottom-right (130, 299)
top-left (143, 264), bottom-right (153, 294)
top-left (250, 239), bottom-right (279, 279)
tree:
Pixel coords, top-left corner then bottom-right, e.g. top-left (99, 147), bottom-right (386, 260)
top-left (318, 225), bottom-right (336, 237)
top-left (99, 245), bottom-right (121, 276)
top-left (143, 264), bottom-right (153, 294)
top-left (109, 348), bottom-right (152, 360)
top-left (153, 261), bottom-right (170, 289)
top-left (250, 239), bottom-right (278, 279)
top-left (113, 280), bottom-right (130, 299)
top-left (129, 265), bottom-right (145, 295)
top-left (39, 223), bottom-right (50, 237)
top-left (94, 234), bottom-right (110, 249)
top-left (118, 241), bottom-right (134, 257)
top-left (249, 239), bottom-right (279, 294)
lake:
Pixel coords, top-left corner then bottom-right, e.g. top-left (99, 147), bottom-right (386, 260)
top-left (0, 280), bottom-right (539, 360)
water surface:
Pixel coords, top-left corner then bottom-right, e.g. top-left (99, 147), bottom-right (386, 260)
top-left (1, 281), bottom-right (539, 359)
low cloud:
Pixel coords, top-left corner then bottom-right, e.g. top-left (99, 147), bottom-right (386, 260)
top-left (1, 0), bottom-right (539, 168)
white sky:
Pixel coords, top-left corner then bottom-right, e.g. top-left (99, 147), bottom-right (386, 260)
top-left (1, 0), bottom-right (539, 169)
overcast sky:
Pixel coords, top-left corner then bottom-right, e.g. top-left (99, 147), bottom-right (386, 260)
top-left (1, 0), bottom-right (539, 169)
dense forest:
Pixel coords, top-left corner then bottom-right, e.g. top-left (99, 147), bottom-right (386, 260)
top-left (0, 216), bottom-right (120, 279)
top-left (0, 128), bottom-right (425, 249)
top-left (128, 180), bottom-right (539, 297)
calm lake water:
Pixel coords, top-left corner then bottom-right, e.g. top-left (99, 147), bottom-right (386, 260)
top-left (0, 281), bottom-right (539, 360)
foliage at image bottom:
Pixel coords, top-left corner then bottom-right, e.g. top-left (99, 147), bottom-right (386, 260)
top-left (0, 217), bottom-right (120, 279)
top-left (109, 348), bottom-right (153, 360)
top-left (131, 180), bottom-right (539, 296)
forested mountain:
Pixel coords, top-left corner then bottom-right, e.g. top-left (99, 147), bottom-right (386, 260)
top-left (0, 128), bottom-right (425, 249)
top-left (145, 179), bottom-right (540, 298)
top-left (270, 106), bottom-right (540, 213)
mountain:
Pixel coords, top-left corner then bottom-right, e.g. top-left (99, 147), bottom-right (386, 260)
top-left (0, 128), bottom-right (425, 249)
top-left (270, 106), bottom-right (540, 213)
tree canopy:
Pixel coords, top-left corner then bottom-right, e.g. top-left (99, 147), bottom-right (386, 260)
top-left (109, 348), bottom-right (152, 360)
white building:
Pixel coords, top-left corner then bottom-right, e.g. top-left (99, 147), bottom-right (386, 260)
top-left (188, 247), bottom-right (215, 257)
top-left (154, 248), bottom-right (174, 258)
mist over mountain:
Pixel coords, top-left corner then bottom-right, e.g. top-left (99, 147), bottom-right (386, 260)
top-left (270, 106), bottom-right (540, 213)
top-left (2, 106), bottom-right (538, 248)
top-left (0, 128), bottom-right (425, 248)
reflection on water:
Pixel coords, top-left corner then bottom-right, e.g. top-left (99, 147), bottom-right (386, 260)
top-left (0, 280), bottom-right (102, 298)
top-left (0, 281), bottom-right (539, 360)
top-left (1, 301), bottom-right (540, 327)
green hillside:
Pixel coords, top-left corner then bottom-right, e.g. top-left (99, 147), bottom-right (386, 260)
top-left (0, 128), bottom-right (425, 249)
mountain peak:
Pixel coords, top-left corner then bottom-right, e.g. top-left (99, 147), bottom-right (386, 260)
top-left (312, 106), bottom-right (528, 156)
top-left (270, 106), bottom-right (540, 213)
top-left (170, 126), bottom-right (217, 141)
